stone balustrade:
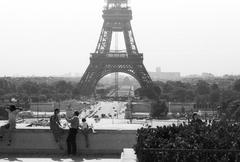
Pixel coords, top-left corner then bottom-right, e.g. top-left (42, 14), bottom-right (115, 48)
top-left (0, 128), bottom-right (136, 156)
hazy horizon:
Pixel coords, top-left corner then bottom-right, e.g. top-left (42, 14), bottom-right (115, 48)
top-left (0, 71), bottom-right (237, 78)
top-left (1, 0), bottom-right (240, 77)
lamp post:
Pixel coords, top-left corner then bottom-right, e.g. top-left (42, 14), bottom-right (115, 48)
top-left (37, 95), bottom-right (39, 124)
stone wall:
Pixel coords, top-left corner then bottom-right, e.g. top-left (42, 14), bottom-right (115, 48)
top-left (0, 128), bottom-right (136, 155)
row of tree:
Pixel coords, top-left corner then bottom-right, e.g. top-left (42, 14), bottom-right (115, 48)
top-left (1, 77), bottom-right (240, 104)
top-left (0, 78), bottom-right (78, 102)
top-left (135, 79), bottom-right (240, 118)
top-left (152, 79), bottom-right (240, 104)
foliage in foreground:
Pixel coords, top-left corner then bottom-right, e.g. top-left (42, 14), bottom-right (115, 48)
top-left (135, 121), bottom-right (240, 162)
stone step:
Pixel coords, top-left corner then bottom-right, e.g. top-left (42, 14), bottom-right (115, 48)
top-left (120, 148), bottom-right (137, 162)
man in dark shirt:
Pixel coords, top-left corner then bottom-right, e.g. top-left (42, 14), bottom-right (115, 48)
top-left (191, 113), bottom-right (203, 125)
top-left (64, 111), bottom-right (80, 156)
top-left (191, 113), bottom-right (204, 134)
top-left (50, 108), bottom-right (64, 150)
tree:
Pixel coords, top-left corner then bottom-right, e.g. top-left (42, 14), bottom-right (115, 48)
top-left (172, 87), bottom-right (187, 102)
top-left (153, 86), bottom-right (161, 96)
top-left (196, 80), bottom-right (210, 95)
top-left (0, 88), bottom-right (5, 96)
top-left (209, 91), bottom-right (220, 103)
top-left (230, 100), bottom-right (240, 122)
top-left (185, 90), bottom-right (195, 102)
top-left (0, 79), bottom-right (16, 93)
top-left (219, 100), bottom-right (240, 122)
top-left (151, 101), bottom-right (168, 118)
top-left (134, 86), bottom-right (160, 100)
top-left (221, 89), bottom-right (239, 102)
top-left (211, 83), bottom-right (219, 91)
top-left (54, 80), bottom-right (73, 94)
top-left (162, 82), bottom-right (174, 93)
top-left (209, 83), bottom-right (220, 104)
top-left (233, 79), bottom-right (240, 92)
top-left (19, 81), bottom-right (39, 95)
top-left (194, 95), bottom-right (209, 104)
top-left (2, 93), bottom-right (19, 101)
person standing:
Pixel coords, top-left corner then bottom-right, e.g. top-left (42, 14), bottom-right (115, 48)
top-left (191, 113), bottom-right (203, 125)
top-left (0, 105), bottom-right (22, 145)
top-left (50, 108), bottom-right (65, 150)
top-left (64, 111), bottom-right (80, 156)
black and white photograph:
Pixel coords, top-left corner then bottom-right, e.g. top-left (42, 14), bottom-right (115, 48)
top-left (1, 0), bottom-right (240, 161)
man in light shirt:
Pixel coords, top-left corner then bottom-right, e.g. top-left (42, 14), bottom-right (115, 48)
top-left (0, 105), bottom-right (22, 145)
top-left (64, 111), bottom-right (80, 156)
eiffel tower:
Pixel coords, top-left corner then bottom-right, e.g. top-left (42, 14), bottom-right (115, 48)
top-left (78, 0), bottom-right (153, 96)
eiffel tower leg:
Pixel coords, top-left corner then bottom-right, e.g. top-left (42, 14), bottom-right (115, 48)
top-left (79, 62), bottom-right (154, 96)
top-left (132, 64), bottom-right (153, 88)
top-left (78, 64), bottom-right (104, 95)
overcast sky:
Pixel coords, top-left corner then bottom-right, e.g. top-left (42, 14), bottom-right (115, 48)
top-left (0, 0), bottom-right (240, 77)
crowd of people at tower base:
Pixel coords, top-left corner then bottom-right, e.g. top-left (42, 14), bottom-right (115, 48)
top-left (135, 114), bottom-right (240, 161)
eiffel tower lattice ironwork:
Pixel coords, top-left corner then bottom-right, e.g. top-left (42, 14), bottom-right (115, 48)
top-left (78, 0), bottom-right (153, 96)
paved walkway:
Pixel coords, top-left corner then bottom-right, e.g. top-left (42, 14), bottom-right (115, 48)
top-left (0, 157), bottom-right (120, 162)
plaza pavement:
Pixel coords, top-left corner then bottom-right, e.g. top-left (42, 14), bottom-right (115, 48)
top-left (0, 156), bottom-right (120, 162)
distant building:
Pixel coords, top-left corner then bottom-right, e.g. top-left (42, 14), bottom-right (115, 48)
top-left (30, 101), bottom-right (89, 112)
top-left (168, 102), bottom-right (217, 114)
top-left (30, 102), bottom-right (55, 112)
top-left (201, 73), bottom-right (215, 78)
top-left (184, 74), bottom-right (201, 78)
top-left (125, 101), bottom-right (151, 119)
top-left (149, 67), bottom-right (181, 81)
top-left (184, 73), bottom-right (215, 79)
top-left (168, 102), bottom-right (195, 113)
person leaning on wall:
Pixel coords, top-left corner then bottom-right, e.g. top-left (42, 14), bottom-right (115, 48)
top-left (0, 105), bottom-right (22, 146)
top-left (80, 118), bottom-right (89, 148)
top-left (50, 108), bottom-right (65, 150)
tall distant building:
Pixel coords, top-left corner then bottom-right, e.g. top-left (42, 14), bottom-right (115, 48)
top-left (149, 67), bottom-right (181, 81)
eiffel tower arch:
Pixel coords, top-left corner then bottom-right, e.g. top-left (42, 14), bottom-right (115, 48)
top-left (78, 0), bottom-right (153, 96)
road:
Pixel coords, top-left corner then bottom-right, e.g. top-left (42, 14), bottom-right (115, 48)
top-left (88, 101), bottom-right (126, 119)
top-left (106, 85), bottom-right (134, 98)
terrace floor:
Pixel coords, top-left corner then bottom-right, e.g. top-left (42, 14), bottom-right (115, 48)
top-left (0, 155), bottom-right (120, 162)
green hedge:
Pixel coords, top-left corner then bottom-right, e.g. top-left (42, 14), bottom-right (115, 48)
top-left (135, 122), bottom-right (240, 162)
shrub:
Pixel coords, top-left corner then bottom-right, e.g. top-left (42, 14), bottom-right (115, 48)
top-left (135, 121), bottom-right (240, 161)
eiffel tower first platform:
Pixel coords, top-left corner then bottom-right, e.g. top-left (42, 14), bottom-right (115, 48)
top-left (78, 0), bottom-right (153, 96)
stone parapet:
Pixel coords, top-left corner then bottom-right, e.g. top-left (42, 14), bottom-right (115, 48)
top-left (0, 128), bottom-right (136, 155)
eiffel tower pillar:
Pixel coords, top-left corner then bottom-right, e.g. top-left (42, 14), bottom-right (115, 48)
top-left (78, 0), bottom-right (154, 96)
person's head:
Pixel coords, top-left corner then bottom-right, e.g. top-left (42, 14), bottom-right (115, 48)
top-left (74, 111), bottom-right (79, 116)
top-left (54, 108), bottom-right (60, 115)
top-left (9, 105), bottom-right (17, 112)
top-left (192, 113), bottom-right (199, 120)
top-left (82, 118), bottom-right (86, 122)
